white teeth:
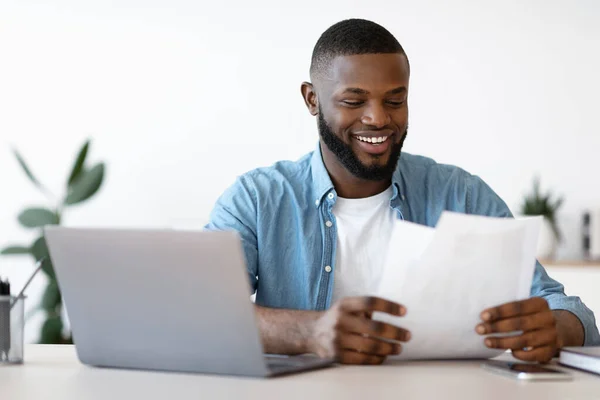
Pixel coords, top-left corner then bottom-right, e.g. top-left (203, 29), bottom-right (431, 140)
top-left (356, 136), bottom-right (388, 143)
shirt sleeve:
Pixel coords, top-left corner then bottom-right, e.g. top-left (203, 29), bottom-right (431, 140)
top-left (204, 175), bottom-right (259, 294)
top-left (466, 174), bottom-right (600, 346)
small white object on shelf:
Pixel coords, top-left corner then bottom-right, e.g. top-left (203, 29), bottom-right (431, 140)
top-left (536, 217), bottom-right (558, 260)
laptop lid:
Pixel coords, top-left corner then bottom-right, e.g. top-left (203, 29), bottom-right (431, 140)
top-left (44, 226), bottom-right (270, 377)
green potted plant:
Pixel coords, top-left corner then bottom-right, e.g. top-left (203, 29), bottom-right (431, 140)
top-left (1, 139), bottom-right (105, 343)
top-left (521, 176), bottom-right (564, 260)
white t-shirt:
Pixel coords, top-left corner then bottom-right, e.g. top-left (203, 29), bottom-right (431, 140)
top-left (331, 186), bottom-right (396, 303)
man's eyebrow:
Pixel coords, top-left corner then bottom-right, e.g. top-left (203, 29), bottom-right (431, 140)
top-left (342, 87), bottom-right (369, 95)
top-left (340, 86), bottom-right (406, 95)
top-left (386, 86), bottom-right (406, 95)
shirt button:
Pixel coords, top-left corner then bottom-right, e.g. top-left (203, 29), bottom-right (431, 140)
top-left (315, 199), bottom-right (320, 206)
top-left (402, 195), bottom-right (406, 201)
top-left (327, 193), bottom-right (335, 200)
top-left (325, 221), bottom-right (333, 227)
top-left (324, 265), bottom-right (332, 273)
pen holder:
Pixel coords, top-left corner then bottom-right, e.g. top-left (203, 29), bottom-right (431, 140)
top-left (0, 295), bottom-right (25, 364)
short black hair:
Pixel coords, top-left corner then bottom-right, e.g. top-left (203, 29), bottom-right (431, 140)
top-left (310, 19), bottom-right (408, 80)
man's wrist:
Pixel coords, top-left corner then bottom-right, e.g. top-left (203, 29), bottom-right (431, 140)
top-left (553, 310), bottom-right (585, 349)
top-left (302, 315), bottom-right (317, 354)
top-left (255, 305), bottom-right (322, 355)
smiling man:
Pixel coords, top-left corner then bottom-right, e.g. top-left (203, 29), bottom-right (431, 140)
top-left (205, 19), bottom-right (600, 364)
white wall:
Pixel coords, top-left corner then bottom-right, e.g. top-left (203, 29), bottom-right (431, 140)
top-left (1, 0), bottom-right (599, 343)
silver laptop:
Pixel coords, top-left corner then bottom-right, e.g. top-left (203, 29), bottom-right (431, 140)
top-left (44, 226), bottom-right (333, 377)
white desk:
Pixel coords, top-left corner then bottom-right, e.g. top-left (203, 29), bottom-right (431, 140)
top-left (2, 345), bottom-right (600, 400)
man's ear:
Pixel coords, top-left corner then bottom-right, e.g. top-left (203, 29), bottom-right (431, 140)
top-left (300, 82), bottom-right (319, 116)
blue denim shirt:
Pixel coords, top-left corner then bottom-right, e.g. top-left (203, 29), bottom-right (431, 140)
top-left (206, 144), bottom-right (600, 346)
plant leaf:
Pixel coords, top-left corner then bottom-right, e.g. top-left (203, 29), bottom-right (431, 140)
top-left (41, 279), bottom-right (61, 313)
top-left (30, 236), bottom-right (48, 261)
top-left (533, 175), bottom-right (540, 197)
top-left (64, 163), bottom-right (105, 205)
top-left (17, 207), bottom-right (59, 228)
top-left (12, 148), bottom-right (42, 188)
top-left (0, 245), bottom-right (31, 255)
top-left (549, 220), bottom-right (562, 243)
top-left (41, 255), bottom-right (56, 280)
top-left (31, 236), bottom-right (55, 279)
top-left (67, 140), bottom-right (90, 187)
top-left (39, 315), bottom-right (63, 344)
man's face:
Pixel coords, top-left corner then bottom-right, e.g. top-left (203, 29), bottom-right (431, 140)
top-left (307, 53), bottom-right (409, 181)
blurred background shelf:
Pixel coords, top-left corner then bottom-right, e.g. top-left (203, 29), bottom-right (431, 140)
top-left (540, 259), bottom-right (600, 268)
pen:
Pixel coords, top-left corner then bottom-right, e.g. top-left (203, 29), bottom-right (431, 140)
top-left (0, 277), bottom-right (10, 358)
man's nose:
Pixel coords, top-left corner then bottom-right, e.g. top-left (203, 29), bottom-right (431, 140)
top-left (360, 104), bottom-right (391, 128)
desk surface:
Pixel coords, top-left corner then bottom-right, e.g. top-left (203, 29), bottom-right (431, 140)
top-left (2, 345), bottom-right (600, 400)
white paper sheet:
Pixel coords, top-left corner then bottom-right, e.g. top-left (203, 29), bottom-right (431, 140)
top-left (373, 211), bottom-right (542, 360)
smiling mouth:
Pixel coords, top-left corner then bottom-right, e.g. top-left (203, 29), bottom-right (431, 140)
top-left (355, 135), bottom-right (390, 145)
top-left (351, 133), bottom-right (394, 155)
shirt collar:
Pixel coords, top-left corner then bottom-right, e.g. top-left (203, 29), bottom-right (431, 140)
top-left (310, 141), bottom-right (406, 208)
top-left (391, 162), bottom-right (404, 204)
top-left (310, 142), bottom-right (335, 207)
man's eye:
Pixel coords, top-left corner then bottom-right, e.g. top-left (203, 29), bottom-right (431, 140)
top-left (387, 100), bottom-right (404, 107)
top-left (342, 100), bottom-right (364, 106)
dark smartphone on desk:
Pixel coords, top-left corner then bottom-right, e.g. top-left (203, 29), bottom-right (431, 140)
top-left (481, 360), bottom-right (573, 381)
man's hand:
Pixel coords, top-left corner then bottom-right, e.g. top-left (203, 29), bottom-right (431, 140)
top-left (476, 297), bottom-right (559, 363)
top-left (308, 296), bottom-right (411, 365)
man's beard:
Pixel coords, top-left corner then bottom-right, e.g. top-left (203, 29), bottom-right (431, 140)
top-left (318, 110), bottom-right (406, 181)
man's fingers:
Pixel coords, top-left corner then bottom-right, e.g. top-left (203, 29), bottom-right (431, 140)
top-left (512, 346), bottom-right (556, 363)
top-left (476, 310), bottom-right (555, 334)
top-left (337, 350), bottom-right (386, 365)
top-left (340, 296), bottom-right (406, 317)
top-left (336, 333), bottom-right (402, 356)
top-left (481, 297), bottom-right (549, 322)
top-left (338, 314), bottom-right (411, 342)
top-left (484, 327), bottom-right (558, 350)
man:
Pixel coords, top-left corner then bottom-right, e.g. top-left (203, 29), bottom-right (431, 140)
top-left (206, 19), bottom-right (599, 364)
